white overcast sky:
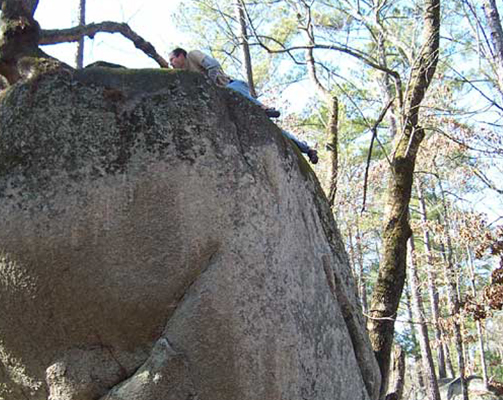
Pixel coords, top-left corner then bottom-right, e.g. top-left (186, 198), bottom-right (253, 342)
top-left (35, 0), bottom-right (184, 68)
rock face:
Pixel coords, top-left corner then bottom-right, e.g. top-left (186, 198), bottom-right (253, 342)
top-left (0, 67), bottom-right (380, 400)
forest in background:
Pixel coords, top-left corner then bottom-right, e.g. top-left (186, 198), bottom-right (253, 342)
top-left (173, 2), bottom-right (503, 399)
top-left (1, 0), bottom-right (503, 399)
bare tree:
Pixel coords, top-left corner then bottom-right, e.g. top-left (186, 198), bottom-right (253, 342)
top-left (244, 2), bottom-right (441, 394)
top-left (367, 1), bottom-right (441, 397)
top-left (0, 0), bottom-right (169, 86)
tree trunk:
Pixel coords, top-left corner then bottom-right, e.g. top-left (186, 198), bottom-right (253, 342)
top-left (443, 248), bottom-right (469, 400)
top-left (466, 246), bottom-right (489, 388)
top-left (376, 27), bottom-right (399, 139)
top-left (367, 0), bottom-right (440, 397)
top-left (407, 236), bottom-right (441, 400)
top-left (444, 339), bottom-right (455, 378)
top-left (300, 3), bottom-right (339, 204)
top-left (437, 180), bottom-right (469, 400)
top-left (0, 0), bottom-right (51, 84)
top-left (405, 285), bottom-right (426, 394)
top-left (0, 0), bottom-right (170, 85)
top-left (235, 0), bottom-right (256, 97)
top-left (76, 0), bottom-right (86, 69)
top-left (356, 216), bottom-right (368, 313)
top-left (304, 40), bottom-right (339, 204)
top-left (386, 345), bottom-right (405, 400)
top-left (416, 178), bottom-right (447, 378)
top-left (483, 0), bottom-right (503, 95)
top-left (347, 214), bottom-right (369, 313)
top-left (327, 96), bottom-right (339, 206)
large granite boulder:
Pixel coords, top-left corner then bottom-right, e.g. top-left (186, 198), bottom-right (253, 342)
top-left (0, 66), bottom-right (380, 400)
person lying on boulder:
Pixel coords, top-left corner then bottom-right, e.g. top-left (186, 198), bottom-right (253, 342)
top-left (169, 48), bottom-right (318, 164)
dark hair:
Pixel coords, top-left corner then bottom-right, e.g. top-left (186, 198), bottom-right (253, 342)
top-left (170, 48), bottom-right (187, 58)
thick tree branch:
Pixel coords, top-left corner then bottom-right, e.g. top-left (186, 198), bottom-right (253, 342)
top-left (39, 22), bottom-right (170, 68)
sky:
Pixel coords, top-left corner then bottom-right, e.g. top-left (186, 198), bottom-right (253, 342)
top-left (27, 1), bottom-right (503, 222)
top-left (32, 0), bottom-right (318, 115)
top-left (35, 0), bottom-right (184, 68)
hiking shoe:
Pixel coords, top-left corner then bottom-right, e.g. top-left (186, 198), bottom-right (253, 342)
top-left (265, 108), bottom-right (281, 118)
top-left (307, 149), bottom-right (318, 164)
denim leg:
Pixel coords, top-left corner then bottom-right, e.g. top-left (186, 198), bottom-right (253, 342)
top-left (281, 129), bottom-right (310, 154)
top-left (226, 80), bottom-right (264, 107)
top-left (227, 81), bottom-right (309, 154)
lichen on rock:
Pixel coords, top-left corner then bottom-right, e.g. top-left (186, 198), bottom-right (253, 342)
top-left (0, 66), bottom-right (380, 400)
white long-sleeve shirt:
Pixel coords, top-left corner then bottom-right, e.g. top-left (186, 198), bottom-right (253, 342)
top-left (184, 50), bottom-right (232, 87)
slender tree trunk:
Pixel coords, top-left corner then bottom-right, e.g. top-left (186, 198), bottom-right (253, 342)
top-left (375, 27), bottom-right (398, 139)
top-left (347, 214), bottom-right (369, 313)
top-left (327, 96), bottom-right (339, 205)
top-left (367, 1), bottom-right (440, 397)
top-left (444, 339), bottom-right (455, 378)
top-left (386, 345), bottom-right (405, 400)
top-left (235, 0), bottom-right (256, 97)
top-left (347, 223), bottom-right (358, 278)
top-left (416, 178), bottom-right (447, 378)
top-left (347, 218), bottom-right (367, 314)
top-left (76, 0), bottom-right (86, 69)
top-left (437, 180), bottom-right (469, 400)
top-left (466, 246), bottom-right (489, 388)
top-left (408, 236), bottom-right (441, 400)
top-left (483, 0), bottom-right (503, 95)
top-left (300, 3), bottom-right (339, 204)
top-left (355, 216), bottom-right (368, 313)
top-left (405, 284), bottom-right (425, 393)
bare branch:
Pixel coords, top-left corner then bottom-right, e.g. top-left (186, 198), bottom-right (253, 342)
top-left (472, 167), bottom-right (503, 195)
top-left (243, 0), bottom-right (402, 81)
top-left (446, 62), bottom-right (503, 113)
top-left (462, 0), bottom-right (494, 61)
top-left (298, 1), bottom-right (331, 99)
top-left (39, 22), bottom-right (170, 68)
top-left (361, 98), bottom-right (395, 213)
top-left (430, 126), bottom-right (503, 155)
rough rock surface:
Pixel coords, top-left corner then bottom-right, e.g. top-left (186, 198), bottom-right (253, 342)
top-left (435, 377), bottom-right (503, 400)
top-left (0, 67), bottom-right (380, 400)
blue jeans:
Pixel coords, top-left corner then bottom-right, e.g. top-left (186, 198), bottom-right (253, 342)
top-left (226, 80), bottom-right (310, 154)
top-left (227, 80), bottom-right (262, 106)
